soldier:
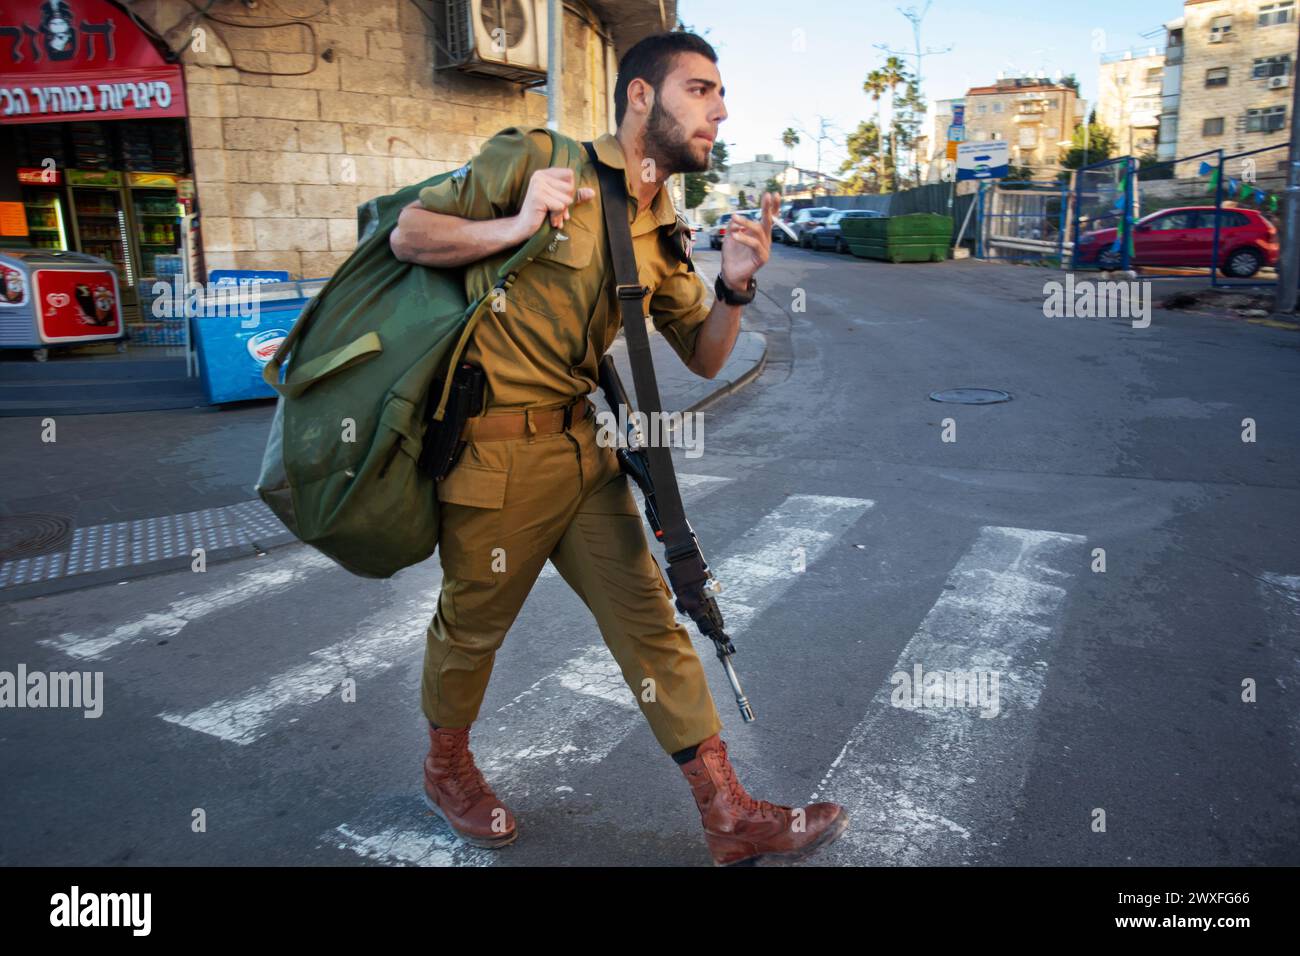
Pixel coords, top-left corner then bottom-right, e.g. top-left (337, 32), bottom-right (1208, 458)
top-left (389, 31), bottom-right (848, 866)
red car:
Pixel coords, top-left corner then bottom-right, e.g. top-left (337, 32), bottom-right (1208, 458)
top-left (1076, 205), bottom-right (1277, 278)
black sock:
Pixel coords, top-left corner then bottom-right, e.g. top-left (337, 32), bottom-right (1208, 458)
top-left (671, 744), bottom-right (699, 764)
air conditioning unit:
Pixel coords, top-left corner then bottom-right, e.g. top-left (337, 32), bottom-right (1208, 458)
top-left (439, 0), bottom-right (549, 85)
top-left (1269, 75), bottom-right (1290, 89)
top-left (1208, 32), bottom-right (1224, 43)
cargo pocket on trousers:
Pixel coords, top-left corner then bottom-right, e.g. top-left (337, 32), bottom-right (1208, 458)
top-left (435, 459), bottom-right (509, 585)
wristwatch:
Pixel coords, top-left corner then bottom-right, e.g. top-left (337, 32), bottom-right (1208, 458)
top-left (715, 272), bottom-right (757, 306)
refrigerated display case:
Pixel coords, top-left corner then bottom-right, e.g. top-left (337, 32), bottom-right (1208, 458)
top-left (20, 187), bottom-right (69, 251)
top-left (127, 174), bottom-right (182, 290)
top-left (66, 169), bottom-right (136, 320)
top-left (15, 168), bottom-right (71, 252)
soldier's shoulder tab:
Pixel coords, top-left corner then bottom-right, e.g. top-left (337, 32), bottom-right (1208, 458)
top-left (662, 214), bottom-right (696, 272)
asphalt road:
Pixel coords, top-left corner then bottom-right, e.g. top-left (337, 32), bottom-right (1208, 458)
top-left (3, 243), bottom-right (1298, 866)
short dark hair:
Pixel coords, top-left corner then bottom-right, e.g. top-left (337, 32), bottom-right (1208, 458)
top-left (614, 31), bottom-right (718, 128)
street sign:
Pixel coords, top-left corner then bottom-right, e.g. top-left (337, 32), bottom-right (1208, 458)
top-left (946, 140), bottom-right (958, 161)
top-left (946, 124), bottom-right (966, 143)
top-left (951, 104), bottom-right (965, 128)
top-left (956, 140), bottom-right (1010, 181)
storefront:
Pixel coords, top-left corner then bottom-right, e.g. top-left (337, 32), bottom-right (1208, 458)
top-left (0, 0), bottom-right (197, 353)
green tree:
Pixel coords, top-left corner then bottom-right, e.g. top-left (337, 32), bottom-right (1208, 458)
top-left (685, 139), bottom-right (730, 214)
top-left (684, 173), bottom-right (709, 209)
top-left (765, 176), bottom-right (782, 194)
top-left (1060, 115), bottom-right (1117, 171)
top-left (711, 139), bottom-right (730, 172)
top-left (737, 189), bottom-right (749, 208)
top-left (838, 119), bottom-right (883, 195)
top-left (893, 78), bottom-right (926, 188)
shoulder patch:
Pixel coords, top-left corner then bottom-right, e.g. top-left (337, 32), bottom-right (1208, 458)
top-left (662, 214), bottom-right (696, 272)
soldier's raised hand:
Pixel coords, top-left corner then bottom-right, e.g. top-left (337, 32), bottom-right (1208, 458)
top-left (721, 190), bottom-right (777, 291)
top-left (515, 167), bottom-right (597, 240)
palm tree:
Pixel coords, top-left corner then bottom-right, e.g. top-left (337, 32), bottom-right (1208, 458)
top-left (781, 127), bottom-right (800, 195)
top-left (879, 56), bottom-right (908, 192)
top-left (863, 68), bottom-right (894, 192)
top-left (863, 70), bottom-right (889, 192)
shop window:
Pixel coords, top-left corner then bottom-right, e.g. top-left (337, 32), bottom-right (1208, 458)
top-left (1206, 67), bottom-right (1230, 87)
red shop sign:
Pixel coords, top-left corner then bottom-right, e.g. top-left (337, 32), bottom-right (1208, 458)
top-left (0, 0), bottom-right (186, 124)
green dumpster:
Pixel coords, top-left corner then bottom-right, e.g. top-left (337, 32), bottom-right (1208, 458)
top-left (840, 213), bottom-right (953, 263)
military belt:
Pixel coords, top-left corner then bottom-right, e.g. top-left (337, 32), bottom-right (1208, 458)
top-left (459, 396), bottom-right (594, 442)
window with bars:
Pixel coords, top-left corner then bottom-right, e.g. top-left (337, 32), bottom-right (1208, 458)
top-left (1246, 106), bottom-right (1286, 131)
top-left (1253, 55), bottom-right (1292, 78)
top-left (1259, 1), bottom-right (1295, 26)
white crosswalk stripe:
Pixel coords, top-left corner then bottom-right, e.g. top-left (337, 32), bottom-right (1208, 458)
top-left (1258, 573), bottom-right (1300, 753)
top-left (157, 589), bottom-right (440, 745)
top-left (808, 526), bottom-right (1087, 866)
top-left (39, 549), bottom-right (338, 661)
top-left (330, 491), bottom-right (874, 865)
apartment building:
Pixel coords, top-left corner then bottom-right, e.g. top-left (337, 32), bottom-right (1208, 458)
top-left (1169, 0), bottom-right (1297, 159)
top-left (1097, 48), bottom-right (1165, 157)
top-left (963, 77), bottom-right (1085, 177)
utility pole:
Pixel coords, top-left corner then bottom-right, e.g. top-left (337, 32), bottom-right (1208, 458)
top-left (546, 0), bottom-right (562, 131)
top-left (875, 0), bottom-right (952, 187)
top-left (794, 116), bottom-right (840, 197)
top-left (1274, 20), bottom-right (1300, 312)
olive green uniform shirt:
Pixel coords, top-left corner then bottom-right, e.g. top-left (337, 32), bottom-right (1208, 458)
top-left (418, 127), bottom-right (711, 411)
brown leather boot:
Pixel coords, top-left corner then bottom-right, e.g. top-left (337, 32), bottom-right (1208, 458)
top-left (422, 724), bottom-right (517, 848)
top-left (679, 734), bottom-right (849, 866)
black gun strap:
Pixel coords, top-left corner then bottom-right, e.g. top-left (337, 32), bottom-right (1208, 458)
top-left (583, 141), bottom-right (695, 563)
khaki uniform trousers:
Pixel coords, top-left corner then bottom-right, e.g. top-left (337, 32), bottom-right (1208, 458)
top-left (420, 399), bottom-right (724, 755)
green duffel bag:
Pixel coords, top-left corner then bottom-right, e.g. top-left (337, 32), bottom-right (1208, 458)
top-left (254, 128), bottom-right (582, 578)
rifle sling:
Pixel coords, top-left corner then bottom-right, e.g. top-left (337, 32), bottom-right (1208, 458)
top-left (583, 141), bottom-right (697, 566)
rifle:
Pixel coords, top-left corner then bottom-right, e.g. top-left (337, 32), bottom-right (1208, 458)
top-left (598, 355), bottom-right (754, 722)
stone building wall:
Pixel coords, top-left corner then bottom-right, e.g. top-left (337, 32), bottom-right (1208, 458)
top-left (130, 0), bottom-right (616, 278)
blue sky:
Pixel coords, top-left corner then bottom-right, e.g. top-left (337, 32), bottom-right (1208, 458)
top-left (682, 0), bottom-right (1177, 173)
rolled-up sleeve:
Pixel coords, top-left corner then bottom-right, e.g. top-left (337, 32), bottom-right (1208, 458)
top-left (650, 265), bottom-right (712, 367)
top-left (418, 127), bottom-right (553, 220)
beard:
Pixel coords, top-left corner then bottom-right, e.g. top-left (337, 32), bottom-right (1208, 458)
top-left (643, 97), bottom-right (711, 175)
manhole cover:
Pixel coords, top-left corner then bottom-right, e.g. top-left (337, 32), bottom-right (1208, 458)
top-left (0, 513), bottom-right (74, 561)
top-left (929, 387), bottom-right (1013, 405)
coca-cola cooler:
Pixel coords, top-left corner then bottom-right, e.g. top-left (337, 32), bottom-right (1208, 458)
top-left (0, 249), bottom-right (125, 360)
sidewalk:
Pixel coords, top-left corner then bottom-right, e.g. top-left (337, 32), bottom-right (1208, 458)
top-left (0, 268), bottom-right (769, 601)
